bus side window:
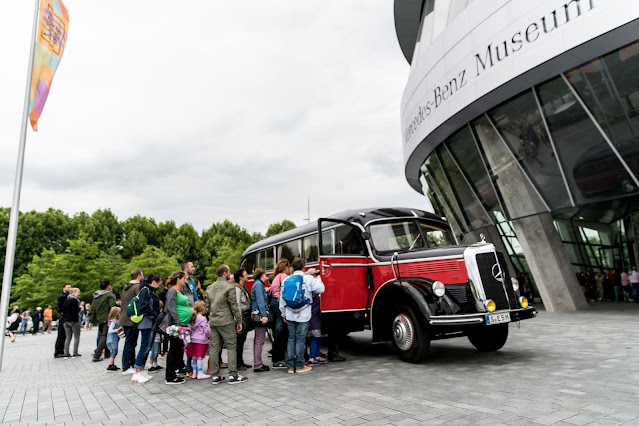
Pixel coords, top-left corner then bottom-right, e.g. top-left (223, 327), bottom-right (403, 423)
top-left (241, 254), bottom-right (255, 274)
top-left (303, 234), bottom-right (319, 264)
top-left (321, 230), bottom-right (335, 255)
top-left (335, 224), bottom-right (364, 255)
top-left (277, 240), bottom-right (302, 263)
top-left (257, 248), bottom-right (275, 270)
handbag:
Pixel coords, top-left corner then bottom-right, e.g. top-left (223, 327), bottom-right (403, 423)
top-left (152, 310), bottom-right (167, 336)
top-left (252, 310), bottom-right (273, 326)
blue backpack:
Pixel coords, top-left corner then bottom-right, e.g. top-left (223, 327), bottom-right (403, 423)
top-left (281, 274), bottom-right (311, 310)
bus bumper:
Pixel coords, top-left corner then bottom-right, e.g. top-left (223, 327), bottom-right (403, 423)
top-left (428, 306), bottom-right (537, 326)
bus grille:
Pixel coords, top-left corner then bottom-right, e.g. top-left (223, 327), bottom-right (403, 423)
top-left (475, 252), bottom-right (517, 310)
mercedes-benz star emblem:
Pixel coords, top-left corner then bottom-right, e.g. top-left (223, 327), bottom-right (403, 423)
top-left (491, 263), bottom-right (503, 282)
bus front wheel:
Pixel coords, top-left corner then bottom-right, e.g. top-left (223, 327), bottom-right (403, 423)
top-left (467, 324), bottom-right (509, 352)
top-left (391, 304), bottom-right (430, 363)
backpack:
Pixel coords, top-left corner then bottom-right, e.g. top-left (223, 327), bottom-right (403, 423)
top-left (281, 274), bottom-right (311, 310)
top-left (126, 287), bottom-right (147, 323)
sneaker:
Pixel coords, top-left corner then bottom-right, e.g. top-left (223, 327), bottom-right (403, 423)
top-left (153, 365), bottom-right (164, 371)
top-left (254, 365), bottom-right (270, 373)
top-left (295, 365), bottom-right (312, 374)
top-left (106, 365), bottom-right (119, 372)
top-left (165, 377), bottom-right (185, 385)
top-left (131, 373), bottom-right (149, 383)
top-left (122, 368), bottom-right (136, 376)
top-left (186, 372), bottom-right (193, 378)
top-left (308, 358), bottom-right (319, 365)
top-left (73, 354), bottom-right (82, 357)
top-left (148, 366), bottom-right (158, 372)
top-left (316, 356), bottom-right (329, 364)
top-left (228, 374), bottom-right (248, 384)
top-left (272, 361), bottom-right (288, 369)
top-left (197, 373), bottom-right (211, 380)
top-left (92, 357), bottom-right (103, 362)
top-left (328, 353), bottom-right (346, 362)
top-left (141, 371), bottom-right (153, 380)
top-left (211, 376), bottom-right (226, 385)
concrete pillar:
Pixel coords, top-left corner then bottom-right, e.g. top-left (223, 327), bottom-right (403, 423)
top-left (462, 224), bottom-right (517, 279)
top-left (512, 212), bottom-right (588, 312)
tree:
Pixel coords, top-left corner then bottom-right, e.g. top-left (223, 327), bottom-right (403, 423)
top-left (122, 215), bottom-right (159, 259)
top-left (118, 246), bottom-right (181, 290)
top-left (265, 219), bottom-right (297, 237)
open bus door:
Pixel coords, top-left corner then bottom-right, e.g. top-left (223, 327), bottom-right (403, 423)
top-left (317, 218), bottom-right (370, 313)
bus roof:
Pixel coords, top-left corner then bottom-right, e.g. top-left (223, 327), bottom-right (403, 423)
top-left (243, 207), bottom-right (448, 255)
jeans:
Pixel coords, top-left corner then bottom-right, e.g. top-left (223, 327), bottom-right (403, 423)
top-left (633, 283), bottom-right (639, 303)
top-left (121, 325), bottom-right (139, 371)
top-left (286, 321), bottom-right (310, 369)
top-left (19, 321), bottom-right (28, 336)
top-left (165, 336), bottom-right (184, 381)
top-left (93, 322), bottom-right (110, 360)
top-left (63, 321), bottom-right (81, 355)
top-left (149, 337), bottom-right (160, 362)
top-left (310, 336), bottom-right (322, 358)
top-left (134, 328), bottom-right (153, 370)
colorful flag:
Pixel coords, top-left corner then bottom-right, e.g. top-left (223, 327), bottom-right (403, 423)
top-left (28, 0), bottom-right (69, 131)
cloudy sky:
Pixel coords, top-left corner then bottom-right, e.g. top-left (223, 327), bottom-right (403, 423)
top-left (0, 1), bottom-right (427, 235)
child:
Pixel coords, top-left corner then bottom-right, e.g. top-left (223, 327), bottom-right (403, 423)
top-left (106, 307), bottom-right (121, 372)
top-left (185, 301), bottom-right (210, 379)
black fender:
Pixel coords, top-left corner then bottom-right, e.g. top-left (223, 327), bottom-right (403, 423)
top-left (371, 278), bottom-right (461, 343)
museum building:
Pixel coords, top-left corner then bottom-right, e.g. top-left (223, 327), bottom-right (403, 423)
top-left (395, 0), bottom-right (639, 310)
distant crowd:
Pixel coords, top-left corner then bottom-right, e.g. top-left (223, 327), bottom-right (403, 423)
top-left (7, 258), bottom-right (346, 385)
top-left (576, 267), bottom-right (639, 303)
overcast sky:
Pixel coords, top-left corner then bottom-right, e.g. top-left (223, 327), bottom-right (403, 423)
top-left (0, 1), bottom-right (427, 235)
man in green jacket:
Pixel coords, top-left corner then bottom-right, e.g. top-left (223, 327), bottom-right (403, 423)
top-left (206, 264), bottom-right (247, 385)
top-left (89, 280), bottom-right (116, 362)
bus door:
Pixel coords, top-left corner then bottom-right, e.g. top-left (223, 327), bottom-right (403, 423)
top-left (318, 219), bottom-right (369, 312)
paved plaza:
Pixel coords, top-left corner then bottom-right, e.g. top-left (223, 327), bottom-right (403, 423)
top-left (1, 302), bottom-right (639, 425)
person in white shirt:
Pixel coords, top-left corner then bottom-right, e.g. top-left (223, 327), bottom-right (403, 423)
top-left (279, 257), bottom-right (325, 374)
top-left (629, 266), bottom-right (639, 303)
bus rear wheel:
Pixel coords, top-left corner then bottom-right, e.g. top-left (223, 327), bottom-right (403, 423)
top-left (467, 324), bottom-right (509, 352)
top-left (391, 304), bottom-right (430, 363)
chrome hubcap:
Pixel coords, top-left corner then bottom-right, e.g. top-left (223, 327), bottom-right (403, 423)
top-left (392, 314), bottom-right (413, 351)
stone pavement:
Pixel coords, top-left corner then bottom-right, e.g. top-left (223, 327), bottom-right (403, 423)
top-left (1, 302), bottom-right (639, 425)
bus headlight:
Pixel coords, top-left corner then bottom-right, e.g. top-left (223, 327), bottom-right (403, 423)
top-left (484, 299), bottom-right (496, 312)
top-left (511, 277), bottom-right (519, 292)
top-left (519, 296), bottom-right (529, 308)
top-left (432, 281), bottom-right (445, 298)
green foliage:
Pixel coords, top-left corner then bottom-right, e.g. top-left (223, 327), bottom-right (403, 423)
top-left (266, 219), bottom-right (297, 237)
top-left (118, 246), bottom-right (181, 290)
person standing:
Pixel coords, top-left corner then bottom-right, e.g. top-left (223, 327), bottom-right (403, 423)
top-left (233, 268), bottom-right (252, 370)
top-left (206, 265), bottom-right (247, 385)
top-left (19, 308), bottom-right (31, 336)
top-left (120, 268), bottom-right (143, 375)
top-left (43, 305), bottom-right (53, 334)
top-left (63, 288), bottom-right (82, 358)
top-left (269, 259), bottom-right (290, 369)
top-left (181, 261), bottom-right (198, 306)
top-left (621, 269), bottom-right (632, 301)
top-left (89, 280), bottom-right (117, 362)
top-left (630, 266), bottom-right (639, 303)
top-left (7, 308), bottom-right (20, 343)
top-left (279, 257), bottom-right (325, 374)
top-left (159, 271), bottom-right (192, 385)
top-left (251, 268), bottom-right (270, 373)
top-left (32, 307), bottom-right (42, 335)
top-left (54, 283), bottom-right (71, 358)
top-left (131, 274), bottom-right (161, 384)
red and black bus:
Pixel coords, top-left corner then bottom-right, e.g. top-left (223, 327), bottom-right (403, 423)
top-left (241, 207), bottom-right (536, 363)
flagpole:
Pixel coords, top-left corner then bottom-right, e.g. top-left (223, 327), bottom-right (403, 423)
top-left (0, 0), bottom-right (40, 372)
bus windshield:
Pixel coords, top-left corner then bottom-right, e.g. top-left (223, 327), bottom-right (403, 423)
top-left (368, 220), bottom-right (453, 253)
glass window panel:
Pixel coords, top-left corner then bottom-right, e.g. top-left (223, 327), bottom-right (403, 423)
top-left (277, 240), bottom-right (301, 263)
top-left (241, 253), bottom-right (255, 274)
top-left (437, 146), bottom-right (492, 229)
top-left (418, 223), bottom-right (454, 248)
top-left (369, 221), bottom-right (425, 253)
top-left (472, 116), bottom-right (548, 218)
top-left (537, 76), bottom-right (637, 203)
top-left (320, 230), bottom-right (335, 255)
top-left (335, 224), bottom-right (364, 255)
top-left (447, 126), bottom-right (505, 223)
top-left (566, 40), bottom-right (639, 176)
top-left (488, 91), bottom-right (571, 209)
top-left (303, 235), bottom-right (319, 264)
top-left (256, 248), bottom-right (274, 271)
top-left (424, 154), bottom-right (469, 232)
top-left (426, 185), bottom-right (463, 238)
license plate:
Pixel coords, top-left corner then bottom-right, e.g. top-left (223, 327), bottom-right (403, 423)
top-left (486, 312), bottom-right (510, 325)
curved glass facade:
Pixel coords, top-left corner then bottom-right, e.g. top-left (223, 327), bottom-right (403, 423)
top-left (422, 40), bottom-right (639, 271)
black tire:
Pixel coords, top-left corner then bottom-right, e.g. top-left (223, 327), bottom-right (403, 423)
top-left (467, 324), bottom-right (509, 352)
top-left (390, 304), bottom-right (430, 363)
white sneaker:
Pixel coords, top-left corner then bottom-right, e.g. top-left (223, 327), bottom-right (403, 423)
top-left (141, 370), bottom-right (153, 380)
top-left (131, 373), bottom-right (149, 383)
top-left (121, 368), bottom-right (135, 376)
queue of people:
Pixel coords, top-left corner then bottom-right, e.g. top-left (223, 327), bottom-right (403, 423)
top-left (576, 267), bottom-right (639, 303)
top-left (43, 257), bottom-right (342, 386)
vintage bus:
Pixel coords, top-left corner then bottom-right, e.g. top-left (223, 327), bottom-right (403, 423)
top-left (240, 207), bottom-right (536, 363)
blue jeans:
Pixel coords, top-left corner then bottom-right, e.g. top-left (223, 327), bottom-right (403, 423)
top-left (134, 328), bottom-right (152, 370)
top-left (19, 321), bottom-right (28, 335)
top-left (121, 325), bottom-right (139, 371)
top-left (149, 338), bottom-right (160, 362)
top-left (286, 321), bottom-right (310, 369)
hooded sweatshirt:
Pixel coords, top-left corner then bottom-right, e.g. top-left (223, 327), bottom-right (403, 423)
top-left (88, 289), bottom-right (116, 325)
top-left (120, 280), bottom-right (140, 327)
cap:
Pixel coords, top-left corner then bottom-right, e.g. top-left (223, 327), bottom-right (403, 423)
top-left (306, 268), bottom-right (320, 276)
